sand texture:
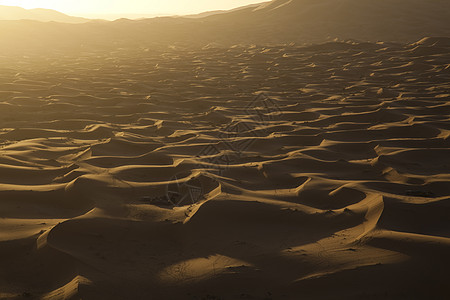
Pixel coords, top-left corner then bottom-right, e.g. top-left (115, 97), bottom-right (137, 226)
top-left (0, 36), bottom-right (449, 299)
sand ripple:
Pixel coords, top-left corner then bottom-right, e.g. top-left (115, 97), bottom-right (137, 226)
top-left (0, 38), bottom-right (449, 299)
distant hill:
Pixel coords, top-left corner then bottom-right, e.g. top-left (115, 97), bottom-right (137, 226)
top-left (198, 0), bottom-right (450, 44)
top-left (1, 0), bottom-right (450, 53)
top-left (184, 3), bottom-right (266, 19)
top-left (0, 5), bottom-right (88, 23)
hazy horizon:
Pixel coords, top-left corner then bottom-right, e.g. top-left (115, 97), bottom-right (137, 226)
top-left (0, 0), bottom-right (267, 19)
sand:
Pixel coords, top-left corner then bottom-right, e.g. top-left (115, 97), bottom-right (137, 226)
top-left (0, 6), bottom-right (88, 23)
top-left (0, 35), bottom-right (448, 299)
top-left (1, 0), bottom-right (450, 53)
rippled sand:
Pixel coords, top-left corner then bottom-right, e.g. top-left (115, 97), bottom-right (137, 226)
top-left (0, 37), bottom-right (449, 299)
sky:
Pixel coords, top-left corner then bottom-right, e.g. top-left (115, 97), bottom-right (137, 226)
top-left (0, 0), bottom-right (266, 17)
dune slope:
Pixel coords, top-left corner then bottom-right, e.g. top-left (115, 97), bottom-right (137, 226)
top-left (0, 5), bottom-right (88, 23)
top-left (1, 0), bottom-right (450, 52)
top-left (0, 37), bottom-right (449, 299)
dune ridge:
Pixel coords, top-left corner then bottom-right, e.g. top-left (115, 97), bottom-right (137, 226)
top-left (0, 36), bottom-right (449, 299)
top-left (0, 5), bottom-right (88, 23)
top-left (1, 0), bottom-right (450, 55)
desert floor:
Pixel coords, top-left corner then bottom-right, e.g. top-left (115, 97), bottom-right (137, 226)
top-left (0, 37), bottom-right (449, 299)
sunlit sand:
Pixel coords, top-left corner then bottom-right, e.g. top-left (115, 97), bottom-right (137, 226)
top-left (0, 1), bottom-right (449, 299)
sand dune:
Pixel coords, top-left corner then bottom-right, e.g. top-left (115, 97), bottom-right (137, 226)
top-left (1, 0), bottom-right (450, 54)
top-left (0, 35), bottom-right (448, 299)
top-left (0, 5), bottom-right (88, 23)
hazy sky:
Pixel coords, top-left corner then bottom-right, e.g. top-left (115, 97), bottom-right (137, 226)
top-left (0, 0), bottom-right (266, 16)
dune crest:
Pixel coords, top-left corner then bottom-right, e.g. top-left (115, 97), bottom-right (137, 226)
top-left (1, 0), bottom-right (450, 54)
top-left (0, 36), bottom-right (449, 298)
top-left (0, 5), bottom-right (88, 23)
